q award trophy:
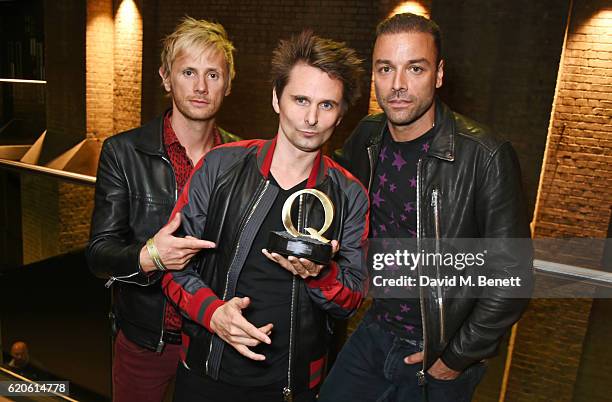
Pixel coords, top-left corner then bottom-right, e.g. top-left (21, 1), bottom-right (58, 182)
top-left (267, 189), bottom-right (334, 265)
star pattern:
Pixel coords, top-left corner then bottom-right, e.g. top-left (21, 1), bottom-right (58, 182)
top-left (372, 188), bottom-right (384, 208)
top-left (379, 146), bottom-right (388, 162)
top-left (403, 202), bottom-right (414, 213)
top-left (392, 151), bottom-right (407, 171)
top-left (379, 173), bottom-right (388, 187)
top-left (369, 131), bottom-right (432, 338)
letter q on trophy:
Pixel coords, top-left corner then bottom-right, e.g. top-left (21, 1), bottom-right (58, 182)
top-left (267, 189), bottom-right (334, 265)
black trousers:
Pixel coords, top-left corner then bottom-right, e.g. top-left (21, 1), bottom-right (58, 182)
top-left (174, 363), bottom-right (317, 402)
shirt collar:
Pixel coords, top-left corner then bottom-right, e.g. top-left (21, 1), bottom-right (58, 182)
top-left (163, 110), bottom-right (223, 148)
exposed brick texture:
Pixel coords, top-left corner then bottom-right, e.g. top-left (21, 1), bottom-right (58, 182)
top-left (113, 0), bottom-right (143, 133)
top-left (507, 1), bottom-right (612, 402)
top-left (533, 2), bottom-right (612, 244)
top-left (20, 175), bottom-right (59, 263)
top-left (86, 0), bottom-right (114, 141)
top-left (58, 183), bottom-right (95, 254)
top-left (506, 299), bottom-right (593, 402)
top-left (21, 0), bottom-right (145, 264)
top-left (432, 0), bottom-right (570, 218)
top-left (20, 1), bottom-right (90, 264)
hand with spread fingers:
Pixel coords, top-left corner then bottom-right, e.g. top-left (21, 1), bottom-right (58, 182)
top-left (262, 240), bottom-right (340, 279)
top-left (210, 296), bottom-right (273, 361)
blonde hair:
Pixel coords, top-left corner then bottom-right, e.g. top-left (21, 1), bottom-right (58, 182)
top-left (160, 17), bottom-right (236, 86)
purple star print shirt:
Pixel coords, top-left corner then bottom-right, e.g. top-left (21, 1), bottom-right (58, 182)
top-left (369, 126), bottom-right (434, 339)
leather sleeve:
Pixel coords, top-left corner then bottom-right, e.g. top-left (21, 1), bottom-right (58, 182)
top-left (161, 153), bottom-right (225, 332)
top-left (441, 142), bottom-right (534, 371)
top-left (305, 178), bottom-right (370, 319)
top-left (86, 139), bottom-right (153, 285)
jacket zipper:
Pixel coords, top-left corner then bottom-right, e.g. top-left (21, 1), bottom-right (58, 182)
top-left (284, 276), bottom-right (297, 402)
top-left (283, 193), bottom-right (304, 401)
top-left (205, 179), bottom-right (270, 374)
top-left (431, 188), bottom-right (445, 343)
top-left (366, 146), bottom-right (376, 193)
top-left (415, 158), bottom-right (428, 386)
top-left (157, 155), bottom-right (178, 353)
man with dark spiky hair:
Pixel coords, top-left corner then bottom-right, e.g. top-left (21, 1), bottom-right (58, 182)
top-left (320, 12), bottom-right (533, 402)
top-left (157, 31), bottom-right (369, 402)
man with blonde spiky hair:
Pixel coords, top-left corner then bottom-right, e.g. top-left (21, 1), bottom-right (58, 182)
top-left (87, 16), bottom-right (240, 402)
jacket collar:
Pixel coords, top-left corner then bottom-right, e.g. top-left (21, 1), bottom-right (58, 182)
top-left (428, 99), bottom-right (455, 162)
top-left (368, 98), bottom-right (455, 162)
top-left (133, 110), bottom-right (230, 156)
top-left (133, 112), bottom-right (168, 156)
top-left (256, 136), bottom-right (325, 188)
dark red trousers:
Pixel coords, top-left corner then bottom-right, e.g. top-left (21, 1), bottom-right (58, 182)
top-left (113, 330), bottom-right (181, 402)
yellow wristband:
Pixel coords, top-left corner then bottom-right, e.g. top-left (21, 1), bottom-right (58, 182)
top-left (146, 238), bottom-right (167, 271)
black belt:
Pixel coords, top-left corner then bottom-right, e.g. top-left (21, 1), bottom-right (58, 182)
top-left (162, 330), bottom-right (182, 345)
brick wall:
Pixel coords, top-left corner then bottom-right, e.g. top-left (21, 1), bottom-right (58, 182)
top-left (86, 0), bottom-right (114, 141)
top-left (432, 0), bottom-right (570, 217)
top-left (57, 183), bottom-right (95, 254)
top-left (20, 175), bottom-right (59, 264)
top-left (113, 0), bottom-right (143, 133)
top-left (21, 1), bottom-right (88, 264)
top-left (506, 0), bottom-right (612, 401)
top-left (21, 0), bottom-right (145, 263)
top-left (532, 1), bottom-right (612, 243)
top-left (86, 0), bottom-right (143, 139)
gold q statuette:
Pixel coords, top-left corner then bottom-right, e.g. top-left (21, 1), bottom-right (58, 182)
top-left (281, 189), bottom-right (334, 243)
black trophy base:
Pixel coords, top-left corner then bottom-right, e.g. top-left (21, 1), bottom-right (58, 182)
top-left (267, 231), bottom-right (332, 265)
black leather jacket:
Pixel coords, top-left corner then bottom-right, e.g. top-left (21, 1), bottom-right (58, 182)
top-left (335, 100), bottom-right (534, 374)
top-left (86, 113), bottom-right (240, 351)
top-left (159, 138), bottom-right (369, 396)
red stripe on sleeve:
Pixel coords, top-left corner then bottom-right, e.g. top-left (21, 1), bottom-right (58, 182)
top-left (309, 356), bottom-right (326, 389)
top-left (203, 299), bottom-right (226, 332)
top-left (306, 261), bottom-right (339, 288)
top-left (305, 262), bottom-right (362, 311)
top-left (161, 273), bottom-right (224, 331)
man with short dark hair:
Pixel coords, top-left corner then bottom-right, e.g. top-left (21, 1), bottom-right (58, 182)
top-left (319, 13), bottom-right (533, 402)
top-left (87, 17), bottom-right (240, 402)
top-left (158, 31), bottom-right (369, 402)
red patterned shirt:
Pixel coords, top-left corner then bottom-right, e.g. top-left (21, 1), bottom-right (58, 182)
top-left (162, 111), bottom-right (222, 332)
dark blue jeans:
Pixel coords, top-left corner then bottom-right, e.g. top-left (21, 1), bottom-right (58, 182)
top-left (319, 317), bottom-right (486, 402)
